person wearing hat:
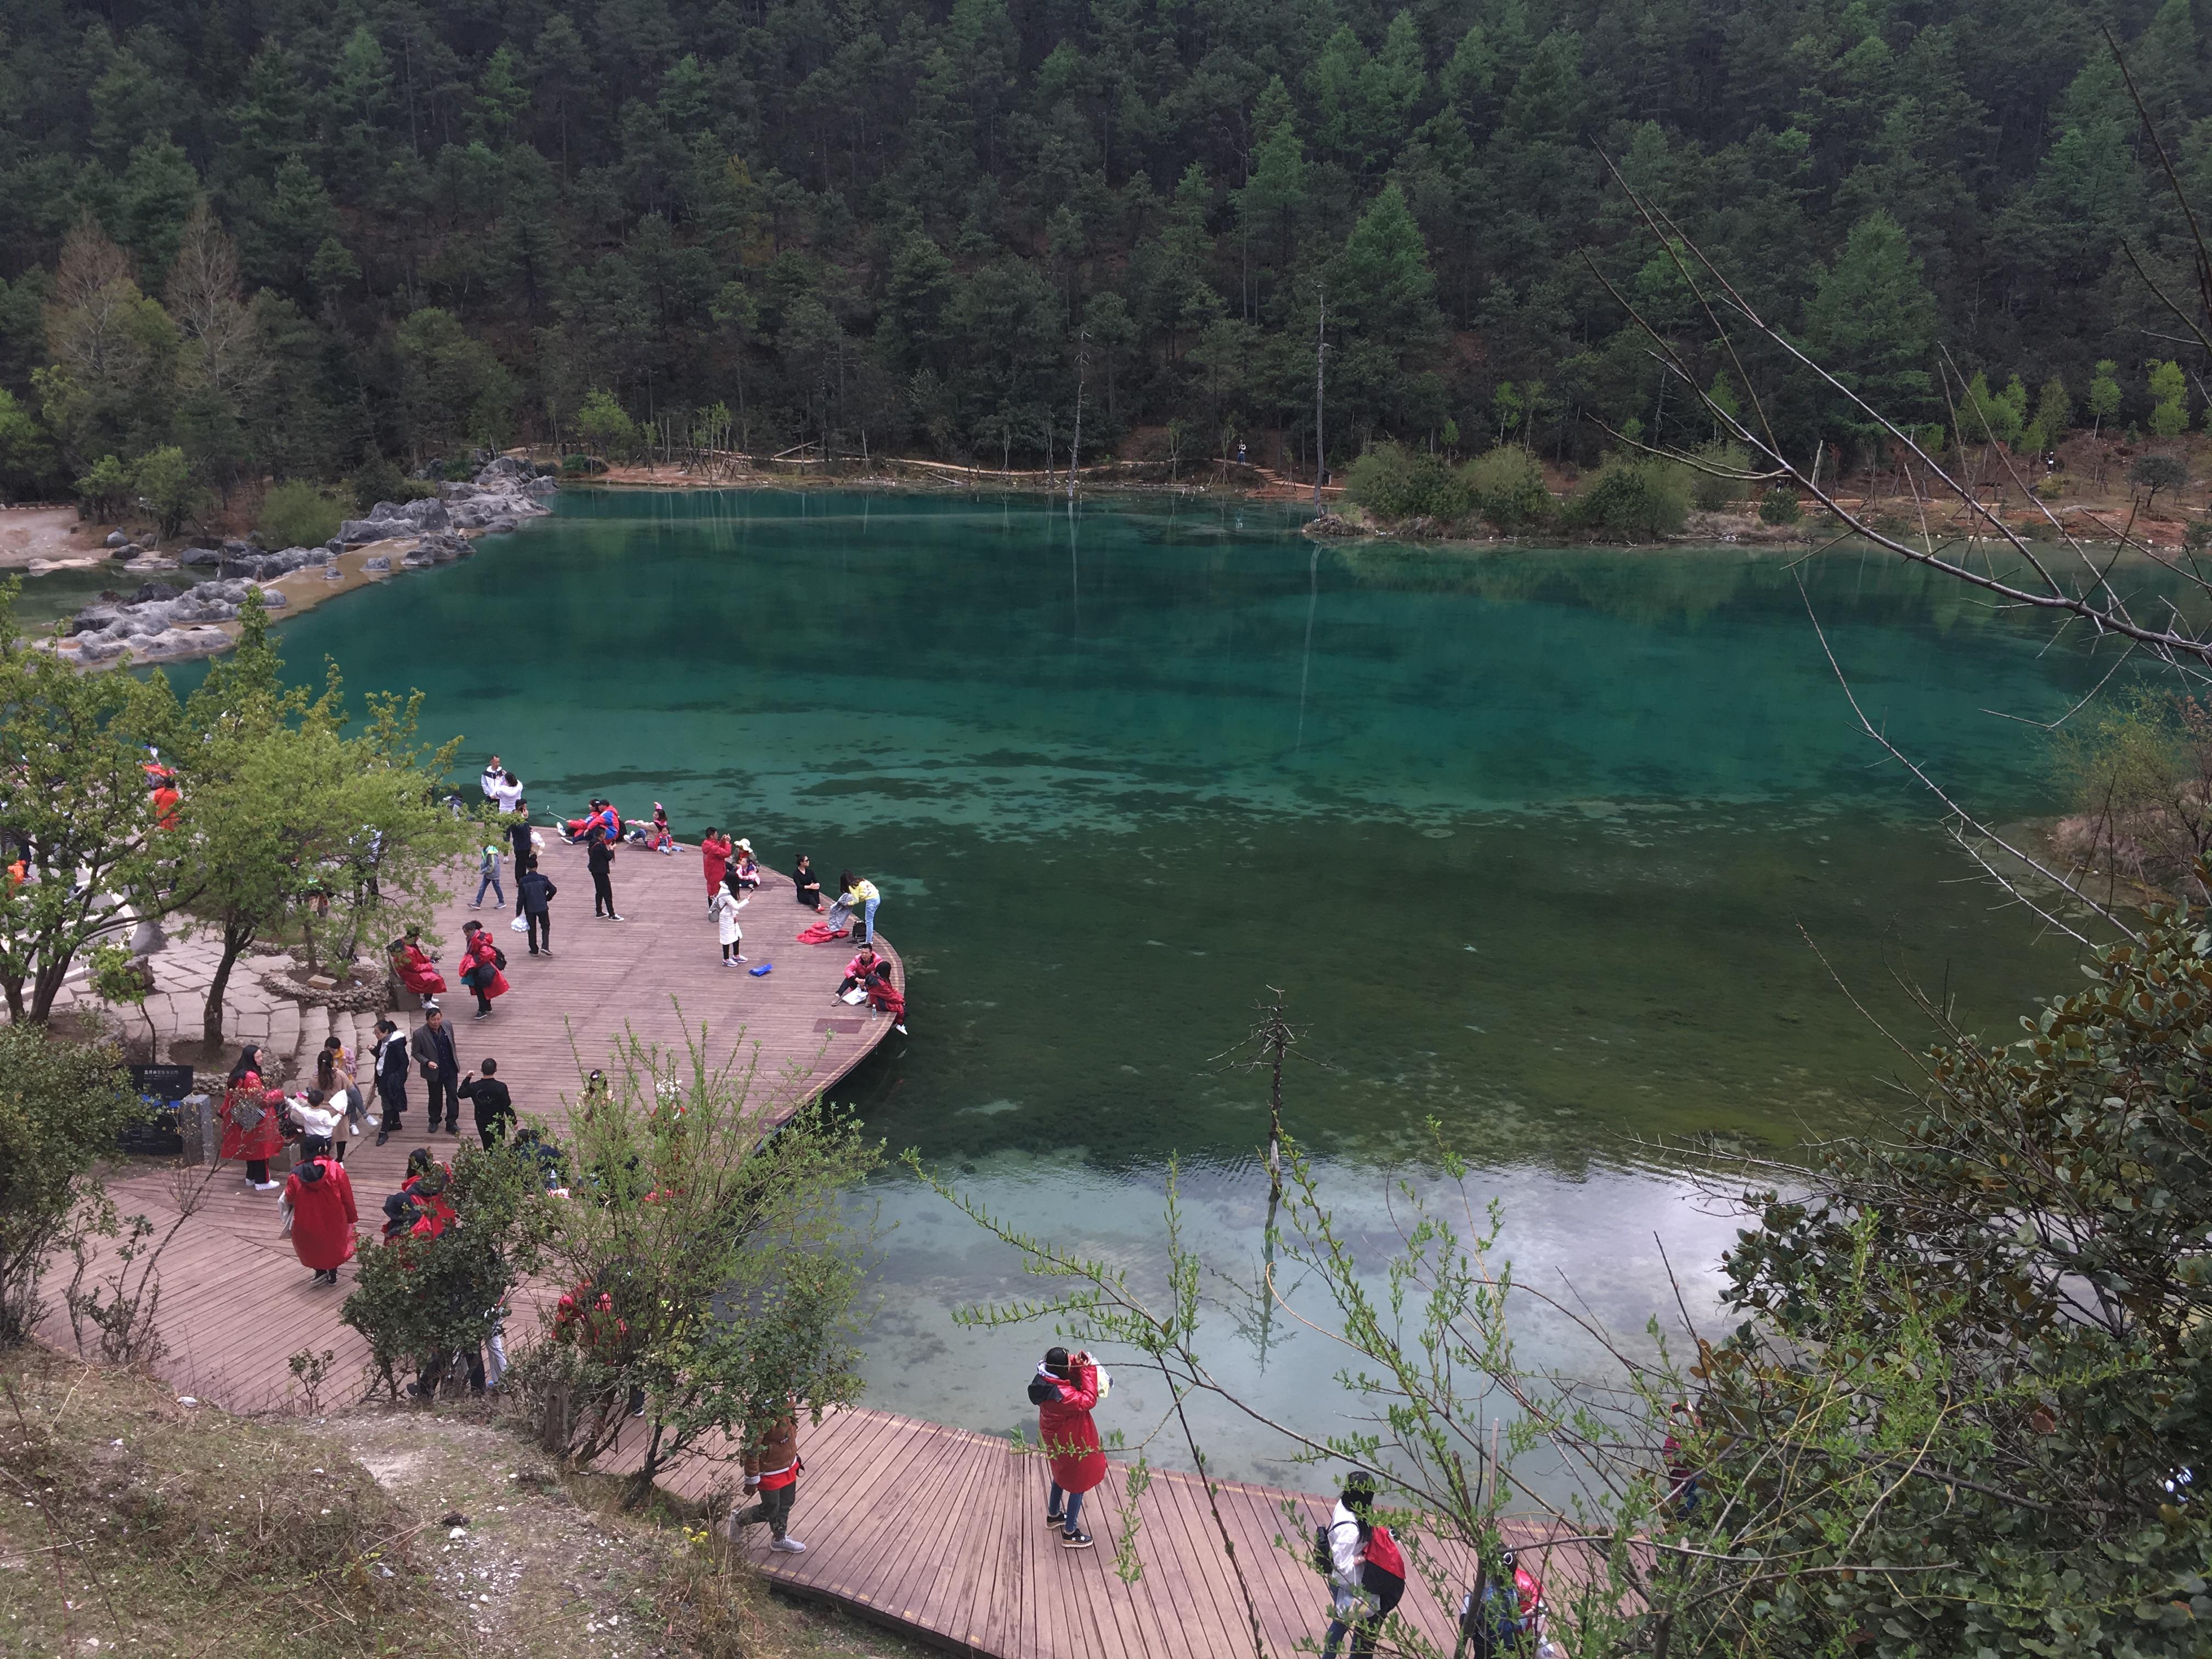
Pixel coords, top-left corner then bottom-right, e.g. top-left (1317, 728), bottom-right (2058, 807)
top-left (410, 1001), bottom-right (461, 1132)
top-left (280, 1133), bottom-right (358, 1285)
top-left (731, 838), bottom-right (760, 891)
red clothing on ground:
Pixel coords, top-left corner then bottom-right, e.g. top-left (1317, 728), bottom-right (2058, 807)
top-left (218, 1084), bottom-right (284, 1164)
top-left (285, 1157), bottom-right (358, 1271)
top-left (1036, 1362), bottom-right (1107, 1494)
top-left (393, 942), bottom-right (446, 996)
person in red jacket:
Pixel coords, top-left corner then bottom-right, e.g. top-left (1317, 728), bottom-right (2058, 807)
top-left (390, 928), bottom-right (447, 996)
top-left (1027, 1345), bottom-right (1106, 1549)
top-left (281, 1135), bottom-right (359, 1284)
top-left (458, 920), bottom-right (509, 1019)
top-left (219, 1075), bottom-right (286, 1190)
top-left (700, 829), bottom-right (733, 915)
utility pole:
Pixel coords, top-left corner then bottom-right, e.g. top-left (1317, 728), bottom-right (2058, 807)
top-left (1312, 285), bottom-right (1327, 516)
top-left (1068, 328), bottom-right (1088, 503)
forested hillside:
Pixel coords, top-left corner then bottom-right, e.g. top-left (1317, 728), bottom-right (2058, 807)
top-left (0, 0), bottom-right (2207, 508)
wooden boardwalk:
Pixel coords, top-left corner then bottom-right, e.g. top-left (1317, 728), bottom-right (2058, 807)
top-left (37, 837), bottom-right (1568, 1657)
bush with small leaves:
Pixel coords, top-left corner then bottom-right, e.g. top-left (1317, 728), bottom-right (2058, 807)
top-left (1759, 487), bottom-right (1803, 524)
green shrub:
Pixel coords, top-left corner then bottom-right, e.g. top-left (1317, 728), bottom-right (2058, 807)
top-left (1758, 487), bottom-right (1803, 525)
top-left (1562, 458), bottom-right (1692, 541)
top-left (1343, 442), bottom-right (1472, 524)
top-left (348, 459), bottom-right (439, 514)
top-left (256, 480), bottom-right (346, 549)
top-left (1688, 441), bottom-right (1749, 510)
top-left (561, 454), bottom-right (607, 475)
top-left (1460, 445), bottom-right (1551, 531)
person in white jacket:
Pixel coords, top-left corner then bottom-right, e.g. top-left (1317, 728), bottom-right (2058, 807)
top-left (290, 1086), bottom-right (356, 1163)
top-left (1321, 1471), bottom-right (1406, 1659)
top-left (710, 878), bottom-right (749, 966)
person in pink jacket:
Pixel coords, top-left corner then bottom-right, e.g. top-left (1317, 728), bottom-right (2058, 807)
top-left (1027, 1345), bottom-right (1105, 1550)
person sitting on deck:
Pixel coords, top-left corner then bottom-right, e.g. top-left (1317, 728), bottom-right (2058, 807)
top-left (730, 838), bottom-right (760, 890)
top-left (836, 946), bottom-right (907, 1034)
top-left (641, 802), bottom-right (676, 853)
top-left (389, 928), bottom-right (446, 996)
top-left (792, 853), bottom-right (822, 912)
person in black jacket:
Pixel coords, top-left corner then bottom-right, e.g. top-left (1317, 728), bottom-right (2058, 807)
top-left (458, 1058), bottom-right (515, 1149)
top-left (586, 826), bottom-right (621, 920)
top-left (517, 860), bottom-right (557, 955)
top-left (505, 810), bottom-right (535, 913)
top-left (410, 1003), bottom-right (461, 1133)
top-left (370, 1018), bottom-right (409, 1146)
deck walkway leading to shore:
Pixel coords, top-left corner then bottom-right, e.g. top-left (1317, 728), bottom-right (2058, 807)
top-left (38, 837), bottom-right (1567, 1658)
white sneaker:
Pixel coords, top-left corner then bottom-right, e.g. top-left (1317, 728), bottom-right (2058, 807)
top-left (254, 1181), bottom-right (281, 1192)
top-left (769, 1537), bottom-right (806, 1553)
top-left (894, 1024), bottom-right (908, 1035)
top-left (735, 954), bottom-right (748, 963)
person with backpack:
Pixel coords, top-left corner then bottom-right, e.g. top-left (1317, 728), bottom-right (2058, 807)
top-left (1320, 1471), bottom-right (1406, 1659)
top-left (517, 857), bottom-right (557, 955)
top-left (1027, 1345), bottom-right (1106, 1550)
top-left (1454, 1547), bottom-right (1544, 1658)
top-left (218, 1071), bottom-right (285, 1191)
top-left (471, 838), bottom-right (505, 910)
top-left (458, 919), bottom-right (509, 1019)
top-left (730, 1400), bottom-right (807, 1554)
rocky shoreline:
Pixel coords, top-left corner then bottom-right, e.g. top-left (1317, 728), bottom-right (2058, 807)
top-left (39, 458), bottom-right (555, 669)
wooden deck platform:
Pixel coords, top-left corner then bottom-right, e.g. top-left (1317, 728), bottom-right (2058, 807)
top-left (36, 836), bottom-right (1568, 1657)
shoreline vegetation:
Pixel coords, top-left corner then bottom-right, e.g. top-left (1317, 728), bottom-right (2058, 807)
top-left (24, 436), bottom-right (2205, 672)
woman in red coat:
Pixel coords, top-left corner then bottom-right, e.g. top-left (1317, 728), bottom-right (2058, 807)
top-left (700, 830), bottom-right (733, 914)
top-left (1027, 1345), bottom-right (1106, 1550)
top-left (281, 1137), bottom-right (359, 1284)
top-left (218, 1076), bottom-right (286, 1190)
top-left (391, 928), bottom-right (446, 996)
top-left (458, 921), bottom-right (509, 1019)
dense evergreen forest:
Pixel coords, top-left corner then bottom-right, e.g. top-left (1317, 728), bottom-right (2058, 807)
top-left (1, 0), bottom-right (2209, 510)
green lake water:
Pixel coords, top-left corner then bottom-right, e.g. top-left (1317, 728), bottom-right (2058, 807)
top-left (177, 488), bottom-right (2135, 1486)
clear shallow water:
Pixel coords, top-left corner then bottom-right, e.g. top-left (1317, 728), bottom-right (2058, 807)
top-left (202, 489), bottom-right (2141, 1481)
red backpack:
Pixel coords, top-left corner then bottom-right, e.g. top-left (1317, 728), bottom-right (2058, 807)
top-left (1363, 1523), bottom-right (1404, 1580)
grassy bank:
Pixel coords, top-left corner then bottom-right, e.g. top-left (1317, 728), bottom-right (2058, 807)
top-left (0, 1344), bottom-right (924, 1658)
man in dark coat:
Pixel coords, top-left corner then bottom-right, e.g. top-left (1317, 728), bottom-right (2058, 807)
top-left (458, 1058), bottom-right (516, 1150)
top-left (586, 826), bottom-right (620, 920)
top-left (410, 1002), bottom-right (461, 1133)
top-left (517, 861), bottom-right (557, 956)
top-left (371, 1017), bottom-right (409, 1147)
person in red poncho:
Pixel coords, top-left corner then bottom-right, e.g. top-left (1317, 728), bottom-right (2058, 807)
top-left (219, 1060), bottom-right (286, 1191)
top-left (457, 920), bottom-right (509, 1019)
top-left (1027, 1345), bottom-right (1106, 1550)
top-left (280, 1135), bottom-right (358, 1284)
top-left (390, 927), bottom-right (446, 996)
top-left (700, 828), bottom-right (732, 915)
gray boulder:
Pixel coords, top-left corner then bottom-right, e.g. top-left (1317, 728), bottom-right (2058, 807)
top-left (179, 546), bottom-right (223, 566)
top-left (67, 605), bottom-right (121, 636)
top-left (104, 531), bottom-right (128, 548)
top-left (362, 555), bottom-right (392, 572)
top-left (131, 582), bottom-right (182, 603)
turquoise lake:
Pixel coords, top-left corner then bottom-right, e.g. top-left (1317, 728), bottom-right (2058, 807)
top-left (205, 487), bottom-right (2129, 1486)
